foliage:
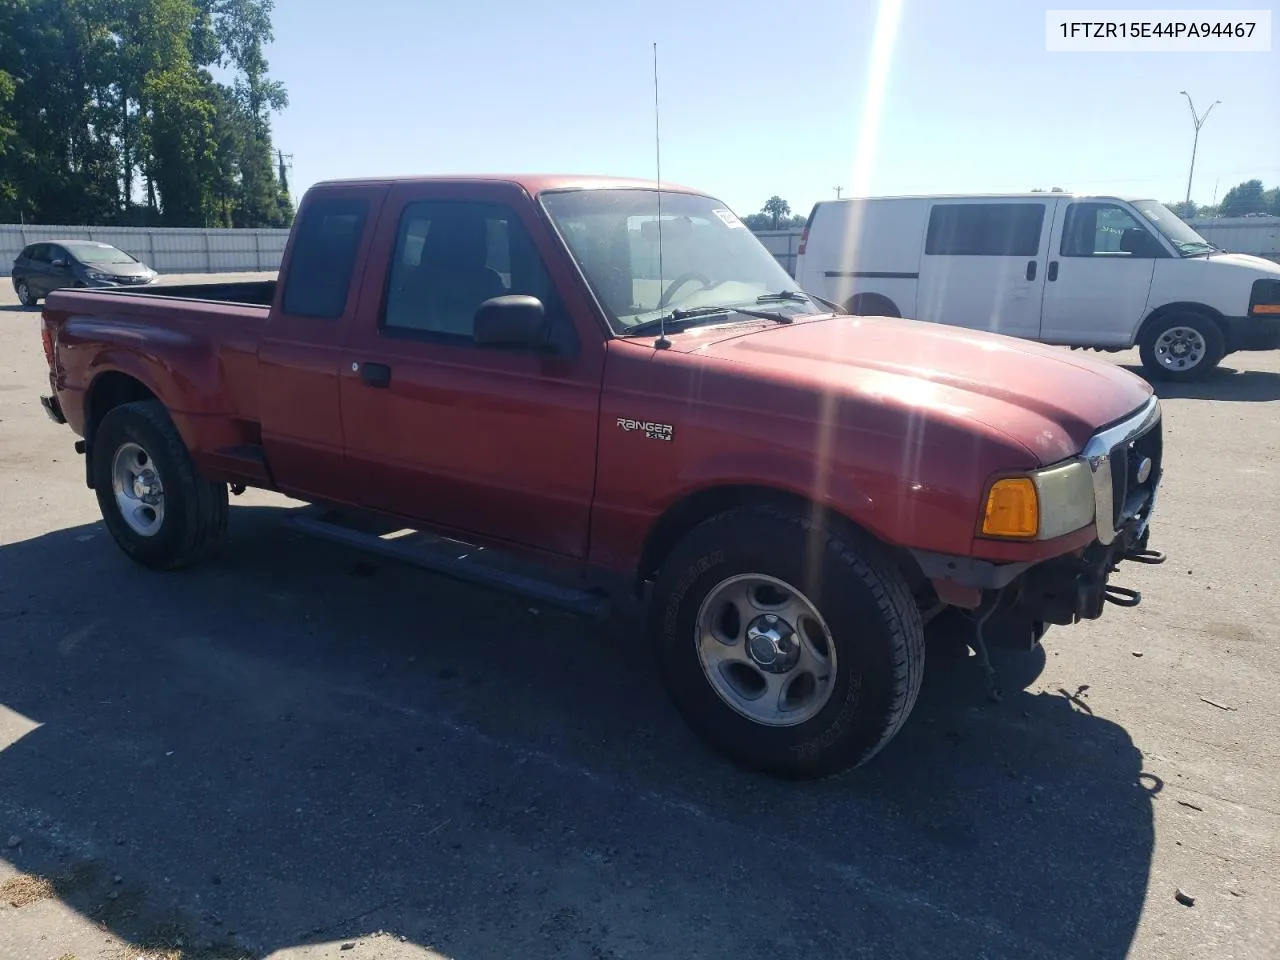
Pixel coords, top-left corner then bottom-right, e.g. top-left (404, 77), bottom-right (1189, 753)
top-left (741, 196), bottom-right (806, 231)
top-left (0, 0), bottom-right (291, 226)
top-left (1165, 180), bottom-right (1280, 220)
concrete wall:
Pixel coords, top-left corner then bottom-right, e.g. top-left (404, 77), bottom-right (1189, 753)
top-left (1, 224), bottom-right (290, 277)
top-left (753, 229), bottom-right (805, 277)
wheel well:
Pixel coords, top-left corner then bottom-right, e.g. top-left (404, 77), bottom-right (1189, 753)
top-left (85, 372), bottom-right (156, 446)
top-left (1137, 302), bottom-right (1227, 348)
top-left (845, 292), bottom-right (901, 318)
top-left (637, 484), bottom-right (931, 600)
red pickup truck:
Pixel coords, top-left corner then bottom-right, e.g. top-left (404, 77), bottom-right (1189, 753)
top-left (38, 174), bottom-right (1166, 778)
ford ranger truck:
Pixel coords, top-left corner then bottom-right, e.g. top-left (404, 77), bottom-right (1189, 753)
top-left (37, 175), bottom-right (1166, 779)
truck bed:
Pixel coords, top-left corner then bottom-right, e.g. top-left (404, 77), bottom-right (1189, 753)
top-left (96, 278), bottom-right (277, 307)
top-left (42, 284), bottom-right (274, 478)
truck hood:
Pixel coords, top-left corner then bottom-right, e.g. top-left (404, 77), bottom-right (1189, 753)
top-left (674, 315), bottom-right (1154, 464)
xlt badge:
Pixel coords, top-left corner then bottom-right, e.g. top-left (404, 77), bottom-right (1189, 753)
top-left (617, 418), bottom-right (674, 442)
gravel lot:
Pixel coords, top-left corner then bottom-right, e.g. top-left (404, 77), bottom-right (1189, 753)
top-left (1, 274), bottom-right (1277, 960)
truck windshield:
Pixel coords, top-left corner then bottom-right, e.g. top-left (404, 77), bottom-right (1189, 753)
top-left (540, 188), bottom-right (825, 332)
top-left (1129, 200), bottom-right (1217, 256)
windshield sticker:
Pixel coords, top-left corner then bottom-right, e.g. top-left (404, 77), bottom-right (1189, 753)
top-left (712, 208), bottom-right (746, 229)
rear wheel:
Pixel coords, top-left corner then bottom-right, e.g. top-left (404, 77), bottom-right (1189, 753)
top-left (15, 279), bottom-right (37, 307)
top-left (1139, 311), bottom-right (1224, 382)
top-left (92, 400), bottom-right (228, 569)
top-left (650, 505), bottom-right (925, 779)
top-left (845, 293), bottom-right (900, 318)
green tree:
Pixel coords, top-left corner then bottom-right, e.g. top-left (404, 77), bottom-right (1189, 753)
top-left (762, 195), bottom-right (791, 230)
top-left (1220, 179), bottom-right (1267, 217)
top-left (0, 0), bottom-right (290, 226)
top-left (214, 0), bottom-right (291, 227)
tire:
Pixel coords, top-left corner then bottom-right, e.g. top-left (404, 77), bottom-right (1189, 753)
top-left (92, 400), bottom-right (228, 570)
top-left (1139, 311), bottom-right (1224, 382)
top-left (15, 278), bottom-right (37, 307)
top-left (650, 505), bottom-right (925, 779)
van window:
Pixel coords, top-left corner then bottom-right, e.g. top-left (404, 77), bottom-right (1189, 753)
top-left (924, 203), bottom-right (1045, 257)
top-left (1061, 202), bottom-right (1155, 257)
top-left (281, 198), bottom-right (369, 318)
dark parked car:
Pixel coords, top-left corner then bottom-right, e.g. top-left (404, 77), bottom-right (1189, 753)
top-left (11, 240), bottom-right (157, 306)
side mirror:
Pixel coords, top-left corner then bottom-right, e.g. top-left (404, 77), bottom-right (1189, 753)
top-left (473, 295), bottom-right (550, 349)
top-left (1119, 229), bottom-right (1162, 258)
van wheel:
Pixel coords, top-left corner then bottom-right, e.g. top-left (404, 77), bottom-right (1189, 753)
top-left (845, 293), bottom-right (900, 318)
top-left (92, 400), bottom-right (228, 569)
top-left (1139, 311), bottom-right (1224, 382)
top-left (15, 279), bottom-right (37, 307)
top-left (650, 505), bottom-right (925, 779)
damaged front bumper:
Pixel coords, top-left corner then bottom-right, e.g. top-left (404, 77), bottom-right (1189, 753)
top-left (914, 395), bottom-right (1166, 627)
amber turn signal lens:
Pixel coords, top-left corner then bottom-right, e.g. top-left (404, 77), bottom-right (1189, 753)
top-left (982, 477), bottom-right (1039, 538)
top-left (1252, 304), bottom-right (1280, 314)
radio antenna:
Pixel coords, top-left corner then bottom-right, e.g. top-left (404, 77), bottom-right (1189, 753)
top-left (653, 41), bottom-right (670, 349)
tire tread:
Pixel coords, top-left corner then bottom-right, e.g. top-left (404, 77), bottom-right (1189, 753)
top-left (94, 400), bottom-right (228, 569)
top-left (653, 503), bottom-right (925, 777)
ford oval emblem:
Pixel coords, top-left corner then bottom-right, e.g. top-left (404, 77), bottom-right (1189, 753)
top-left (1135, 456), bottom-right (1153, 484)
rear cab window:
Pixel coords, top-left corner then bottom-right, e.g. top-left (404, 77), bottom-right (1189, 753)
top-left (281, 197), bottom-right (370, 318)
top-left (925, 203), bottom-right (1045, 256)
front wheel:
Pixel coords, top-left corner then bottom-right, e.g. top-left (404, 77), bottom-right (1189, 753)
top-left (650, 505), bottom-right (925, 779)
top-left (1139, 312), bottom-right (1224, 382)
top-left (92, 400), bottom-right (228, 569)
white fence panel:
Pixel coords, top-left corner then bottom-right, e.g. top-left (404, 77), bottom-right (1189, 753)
top-left (1, 223), bottom-right (291, 276)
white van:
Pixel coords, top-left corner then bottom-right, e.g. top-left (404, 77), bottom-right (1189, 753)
top-left (793, 193), bottom-right (1280, 381)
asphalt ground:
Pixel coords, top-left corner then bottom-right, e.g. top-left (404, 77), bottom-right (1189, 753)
top-left (1, 274), bottom-right (1277, 960)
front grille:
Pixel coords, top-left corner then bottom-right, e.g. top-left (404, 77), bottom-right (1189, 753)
top-left (1110, 419), bottom-right (1162, 527)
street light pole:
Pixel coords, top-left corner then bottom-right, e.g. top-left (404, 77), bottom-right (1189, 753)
top-left (1179, 91), bottom-right (1220, 206)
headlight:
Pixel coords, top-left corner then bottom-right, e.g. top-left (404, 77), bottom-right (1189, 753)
top-left (1249, 278), bottom-right (1280, 315)
top-left (86, 270), bottom-right (115, 282)
top-left (981, 458), bottom-right (1095, 540)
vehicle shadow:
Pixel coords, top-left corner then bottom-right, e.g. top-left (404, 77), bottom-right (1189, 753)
top-left (0, 303), bottom-right (39, 313)
top-left (1123, 363), bottom-right (1280, 401)
top-left (0, 505), bottom-right (1153, 960)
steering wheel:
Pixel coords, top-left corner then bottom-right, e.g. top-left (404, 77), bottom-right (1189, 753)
top-left (657, 271), bottom-right (713, 309)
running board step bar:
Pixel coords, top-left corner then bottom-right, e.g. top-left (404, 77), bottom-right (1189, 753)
top-left (288, 509), bottom-right (611, 621)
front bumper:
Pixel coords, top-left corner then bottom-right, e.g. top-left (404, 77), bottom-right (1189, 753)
top-left (1223, 314), bottom-right (1280, 352)
top-left (913, 396), bottom-right (1165, 624)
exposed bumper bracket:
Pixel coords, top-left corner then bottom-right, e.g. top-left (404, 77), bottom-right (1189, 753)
top-left (40, 394), bottom-right (66, 425)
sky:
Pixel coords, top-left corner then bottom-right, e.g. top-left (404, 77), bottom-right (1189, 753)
top-left (265, 0), bottom-right (1279, 218)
